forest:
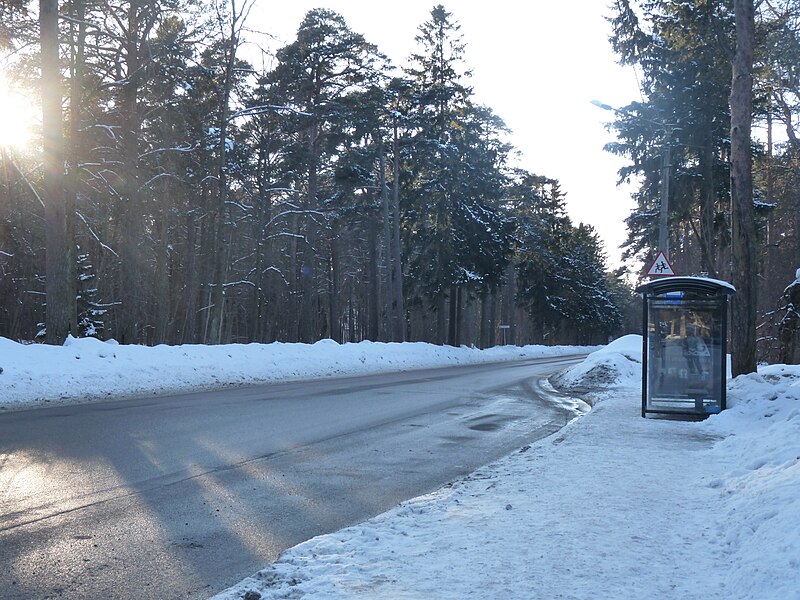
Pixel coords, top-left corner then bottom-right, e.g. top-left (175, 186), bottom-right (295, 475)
top-left (607, 0), bottom-right (800, 365)
top-left (0, 2), bottom-right (629, 348)
top-left (0, 1), bottom-right (798, 361)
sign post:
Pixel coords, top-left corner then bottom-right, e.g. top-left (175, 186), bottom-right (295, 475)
top-left (499, 324), bottom-right (510, 345)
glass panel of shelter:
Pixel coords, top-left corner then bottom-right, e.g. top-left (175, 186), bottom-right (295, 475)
top-left (646, 298), bottom-right (723, 413)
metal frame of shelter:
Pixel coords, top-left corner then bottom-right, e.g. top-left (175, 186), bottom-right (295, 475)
top-left (636, 277), bottom-right (736, 418)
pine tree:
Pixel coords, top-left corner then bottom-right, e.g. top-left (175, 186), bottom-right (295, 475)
top-left (402, 5), bottom-right (514, 345)
top-left (264, 8), bottom-right (387, 342)
top-left (512, 173), bottom-right (573, 342)
top-left (41, 0), bottom-right (74, 344)
top-left (607, 0), bottom-right (734, 276)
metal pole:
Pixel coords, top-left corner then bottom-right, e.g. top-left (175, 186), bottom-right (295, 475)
top-left (592, 100), bottom-right (676, 262)
top-left (641, 291), bottom-right (649, 418)
top-left (659, 125), bottom-right (673, 261)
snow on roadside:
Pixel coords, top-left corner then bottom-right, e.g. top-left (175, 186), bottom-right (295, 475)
top-left (552, 333), bottom-right (642, 389)
top-left (212, 336), bottom-right (800, 600)
top-left (0, 336), bottom-right (596, 411)
top-left (698, 365), bottom-right (800, 600)
top-left (3, 333), bottom-right (796, 598)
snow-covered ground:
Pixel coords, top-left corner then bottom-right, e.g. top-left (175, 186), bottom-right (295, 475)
top-left (2, 335), bottom-right (797, 599)
top-left (0, 336), bottom-right (595, 411)
top-left (208, 336), bottom-right (800, 600)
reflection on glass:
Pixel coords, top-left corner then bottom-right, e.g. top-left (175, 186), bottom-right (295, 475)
top-left (646, 298), bottom-right (723, 414)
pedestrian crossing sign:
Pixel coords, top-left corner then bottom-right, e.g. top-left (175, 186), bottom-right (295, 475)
top-left (646, 251), bottom-right (676, 277)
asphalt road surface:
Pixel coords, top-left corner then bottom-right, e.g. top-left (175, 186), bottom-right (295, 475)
top-left (0, 354), bottom-right (586, 599)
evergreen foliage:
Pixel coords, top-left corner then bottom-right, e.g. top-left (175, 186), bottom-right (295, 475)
top-left (607, 0), bottom-right (734, 277)
top-left (0, 2), bottom-right (631, 347)
top-left (512, 173), bottom-right (622, 344)
top-left (606, 0), bottom-right (800, 363)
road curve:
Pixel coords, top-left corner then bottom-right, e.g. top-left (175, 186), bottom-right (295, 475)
top-left (0, 354), bottom-right (586, 599)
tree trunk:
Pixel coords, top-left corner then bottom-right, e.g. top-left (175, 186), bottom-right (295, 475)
top-left (182, 211), bottom-right (199, 343)
top-left (698, 3), bottom-right (718, 277)
top-left (65, 0), bottom-right (85, 337)
top-left (119, 0), bottom-right (141, 344)
top-left (765, 105), bottom-right (777, 320)
top-left (288, 212), bottom-right (300, 342)
top-left (380, 145), bottom-right (393, 341)
top-left (154, 198), bottom-right (169, 343)
top-left (479, 290), bottom-right (489, 349)
top-left (501, 263), bottom-right (517, 345)
top-left (487, 292), bottom-right (497, 347)
top-left (367, 216), bottom-right (380, 341)
top-left (41, 0), bottom-right (74, 345)
top-left (447, 285), bottom-right (457, 346)
top-left (208, 18), bottom-right (241, 344)
top-left (391, 120), bottom-right (406, 341)
top-left (252, 207), bottom-right (264, 342)
top-left (456, 286), bottom-right (465, 346)
top-left (300, 122), bottom-right (320, 343)
top-left (207, 202), bottom-right (226, 343)
top-left (699, 128), bottom-right (718, 277)
top-left (436, 294), bottom-right (446, 345)
top-left (329, 230), bottom-right (341, 342)
top-left (348, 280), bottom-right (355, 342)
top-left (730, 0), bottom-right (757, 376)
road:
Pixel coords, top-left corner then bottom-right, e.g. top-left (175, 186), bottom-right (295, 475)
top-left (0, 354), bottom-right (586, 599)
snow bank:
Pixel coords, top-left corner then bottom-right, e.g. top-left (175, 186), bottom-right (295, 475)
top-left (0, 336), bottom-right (597, 410)
top-left (564, 337), bottom-right (800, 599)
top-left (6, 332), bottom-right (797, 599)
top-left (552, 333), bottom-right (642, 390)
top-left (213, 335), bottom-right (800, 600)
top-left (700, 365), bottom-right (800, 600)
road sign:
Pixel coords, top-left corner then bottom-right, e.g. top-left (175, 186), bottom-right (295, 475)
top-left (498, 324), bottom-right (510, 345)
top-left (646, 251), bottom-right (676, 277)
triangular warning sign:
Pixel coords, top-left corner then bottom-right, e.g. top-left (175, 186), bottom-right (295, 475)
top-left (646, 251), bottom-right (676, 277)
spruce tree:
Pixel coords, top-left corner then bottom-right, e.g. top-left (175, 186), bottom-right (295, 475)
top-left (608, 0), bottom-right (733, 276)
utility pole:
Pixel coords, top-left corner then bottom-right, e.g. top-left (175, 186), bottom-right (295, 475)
top-left (592, 100), bottom-right (676, 262)
top-left (659, 124), bottom-right (674, 261)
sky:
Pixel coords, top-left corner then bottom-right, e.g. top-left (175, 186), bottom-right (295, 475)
top-left (246, 1), bottom-right (643, 269)
top-left (2, 334), bottom-right (796, 599)
top-left (0, 71), bottom-right (35, 149)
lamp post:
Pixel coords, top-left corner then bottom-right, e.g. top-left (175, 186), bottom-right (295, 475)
top-left (657, 123), bottom-right (674, 260)
top-left (592, 100), bottom-right (676, 262)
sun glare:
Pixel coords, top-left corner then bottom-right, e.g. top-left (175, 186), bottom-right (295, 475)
top-left (0, 71), bottom-right (37, 149)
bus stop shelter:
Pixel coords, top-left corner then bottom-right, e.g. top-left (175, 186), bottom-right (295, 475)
top-left (637, 277), bottom-right (736, 418)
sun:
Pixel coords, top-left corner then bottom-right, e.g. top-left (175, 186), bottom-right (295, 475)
top-left (0, 71), bottom-right (37, 150)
